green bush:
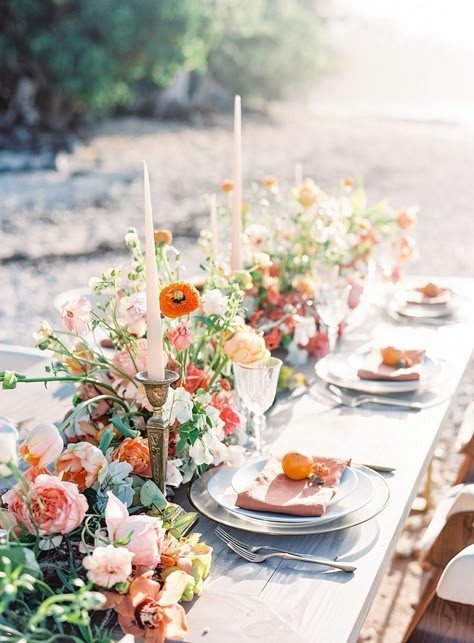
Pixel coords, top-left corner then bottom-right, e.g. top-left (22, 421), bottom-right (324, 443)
top-left (0, 0), bottom-right (215, 126)
top-left (208, 0), bottom-right (326, 101)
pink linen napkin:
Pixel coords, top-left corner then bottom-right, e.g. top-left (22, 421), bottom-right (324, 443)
top-left (235, 455), bottom-right (351, 517)
top-left (357, 349), bottom-right (425, 381)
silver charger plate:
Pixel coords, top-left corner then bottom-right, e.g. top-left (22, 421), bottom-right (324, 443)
top-left (188, 464), bottom-right (390, 535)
top-left (315, 351), bottom-right (443, 394)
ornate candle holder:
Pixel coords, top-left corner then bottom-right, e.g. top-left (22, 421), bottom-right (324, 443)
top-left (135, 369), bottom-right (179, 492)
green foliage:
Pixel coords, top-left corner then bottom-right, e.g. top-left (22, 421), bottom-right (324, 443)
top-left (0, 0), bottom-right (215, 117)
top-left (208, 0), bottom-right (327, 100)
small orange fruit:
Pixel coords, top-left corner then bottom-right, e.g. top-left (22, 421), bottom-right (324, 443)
top-left (380, 346), bottom-right (405, 366)
top-left (421, 282), bottom-right (441, 298)
top-left (282, 451), bottom-right (314, 481)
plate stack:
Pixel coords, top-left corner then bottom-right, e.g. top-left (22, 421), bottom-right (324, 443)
top-left (189, 459), bottom-right (390, 536)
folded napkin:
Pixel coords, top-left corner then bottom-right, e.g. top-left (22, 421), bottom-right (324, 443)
top-left (357, 348), bottom-right (425, 381)
top-left (235, 455), bottom-right (351, 517)
top-left (406, 284), bottom-right (451, 306)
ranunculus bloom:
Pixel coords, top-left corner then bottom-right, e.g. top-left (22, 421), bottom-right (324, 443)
top-left (55, 442), bottom-right (107, 490)
top-left (4, 474), bottom-right (87, 536)
top-left (83, 544), bottom-right (134, 589)
top-left (183, 362), bottom-right (210, 394)
top-left (396, 206), bottom-right (418, 230)
top-left (221, 179), bottom-right (233, 192)
top-left (112, 436), bottom-right (152, 478)
top-left (159, 282), bottom-right (201, 319)
top-left (223, 328), bottom-right (270, 365)
top-left (106, 570), bottom-right (188, 643)
top-left (166, 319), bottom-right (193, 351)
top-left (112, 338), bottom-right (148, 381)
top-left (60, 296), bottom-right (92, 335)
top-left (201, 289), bottom-right (228, 316)
top-left (105, 492), bottom-right (165, 568)
top-left (19, 423), bottom-right (63, 469)
top-left (262, 175), bottom-right (277, 187)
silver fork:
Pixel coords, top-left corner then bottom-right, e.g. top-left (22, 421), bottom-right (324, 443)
top-left (215, 526), bottom-right (356, 573)
top-left (328, 384), bottom-right (423, 410)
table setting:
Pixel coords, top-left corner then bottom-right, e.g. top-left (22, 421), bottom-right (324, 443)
top-left (1, 96), bottom-right (473, 643)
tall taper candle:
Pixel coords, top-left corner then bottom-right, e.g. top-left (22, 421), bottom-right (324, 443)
top-left (144, 161), bottom-right (165, 380)
top-left (210, 193), bottom-right (218, 259)
top-left (231, 95), bottom-right (242, 271)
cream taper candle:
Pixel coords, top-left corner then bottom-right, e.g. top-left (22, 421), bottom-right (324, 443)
top-left (231, 95), bottom-right (242, 271)
top-left (144, 161), bottom-right (165, 380)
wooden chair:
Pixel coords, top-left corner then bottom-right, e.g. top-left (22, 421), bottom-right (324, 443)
top-left (453, 401), bottom-right (474, 485)
top-left (404, 544), bottom-right (474, 642)
top-left (403, 484), bottom-right (474, 642)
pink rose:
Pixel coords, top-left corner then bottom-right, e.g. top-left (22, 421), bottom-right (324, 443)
top-left (105, 492), bottom-right (165, 568)
top-left (4, 474), bottom-right (87, 536)
top-left (60, 296), bottom-right (92, 335)
top-left (166, 319), bottom-right (193, 351)
top-left (112, 338), bottom-right (148, 381)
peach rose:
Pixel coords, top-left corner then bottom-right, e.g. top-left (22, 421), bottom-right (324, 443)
top-left (83, 544), bottom-right (134, 589)
top-left (3, 474), bottom-right (87, 536)
top-left (19, 423), bottom-right (64, 469)
top-left (224, 328), bottom-right (270, 365)
top-left (55, 442), bottom-right (107, 490)
top-left (111, 436), bottom-right (152, 478)
top-left (105, 492), bottom-right (165, 568)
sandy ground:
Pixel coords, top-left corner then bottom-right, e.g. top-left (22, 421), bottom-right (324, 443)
top-left (1, 5), bottom-right (474, 642)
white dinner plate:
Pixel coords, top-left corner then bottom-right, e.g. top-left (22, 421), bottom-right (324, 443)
top-left (315, 351), bottom-right (443, 394)
top-left (207, 465), bottom-right (373, 525)
top-left (189, 464), bottom-right (390, 535)
top-left (388, 289), bottom-right (456, 320)
top-left (231, 457), bottom-right (358, 507)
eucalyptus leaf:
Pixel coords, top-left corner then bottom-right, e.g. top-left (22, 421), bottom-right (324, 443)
top-left (140, 480), bottom-right (168, 510)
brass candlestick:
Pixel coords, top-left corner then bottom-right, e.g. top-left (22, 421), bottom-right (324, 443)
top-left (135, 369), bottom-right (179, 492)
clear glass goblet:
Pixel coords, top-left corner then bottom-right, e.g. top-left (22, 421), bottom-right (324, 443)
top-left (315, 266), bottom-right (351, 352)
top-left (233, 357), bottom-right (282, 454)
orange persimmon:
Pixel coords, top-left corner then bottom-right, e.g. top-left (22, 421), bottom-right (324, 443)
top-left (159, 281), bottom-right (201, 319)
top-left (282, 451), bottom-right (314, 481)
top-left (380, 346), bottom-right (408, 367)
top-left (421, 282), bottom-right (442, 298)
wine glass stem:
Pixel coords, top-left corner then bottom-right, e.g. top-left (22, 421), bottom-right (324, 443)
top-left (253, 413), bottom-right (266, 454)
top-left (328, 325), bottom-right (338, 352)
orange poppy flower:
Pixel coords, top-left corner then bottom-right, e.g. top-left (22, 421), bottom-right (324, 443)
top-left (159, 281), bottom-right (201, 318)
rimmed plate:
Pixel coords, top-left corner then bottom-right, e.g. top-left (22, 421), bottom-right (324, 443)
top-left (207, 465), bottom-right (373, 525)
top-left (231, 457), bottom-right (358, 506)
top-left (189, 464), bottom-right (390, 535)
top-left (315, 351), bottom-right (443, 394)
top-left (388, 289), bottom-right (457, 320)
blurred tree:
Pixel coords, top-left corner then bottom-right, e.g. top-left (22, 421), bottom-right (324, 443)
top-left (208, 0), bottom-right (326, 102)
top-left (0, 0), bottom-right (215, 130)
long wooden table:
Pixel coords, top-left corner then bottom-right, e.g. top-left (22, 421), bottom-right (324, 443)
top-left (2, 279), bottom-right (473, 643)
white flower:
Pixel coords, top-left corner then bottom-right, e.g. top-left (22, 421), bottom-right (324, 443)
top-left (166, 459), bottom-right (184, 487)
top-left (88, 276), bottom-right (102, 293)
top-left (205, 406), bottom-right (225, 438)
top-left (124, 229), bottom-right (139, 248)
top-left (167, 387), bottom-right (193, 425)
top-left (210, 443), bottom-right (245, 468)
top-left (0, 419), bottom-right (18, 477)
top-left (201, 289), bottom-right (228, 316)
top-left (286, 341), bottom-right (309, 367)
top-left (33, 320), bottom-right (54, 347)
top-left (253, 252), bottom-right (272, 268)
top-left (188, 439), bottom-right (213, 466)
top-left (293, 315), bottom-right (316, 347)
top-left (245, 224), bottom-right (269, 246)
